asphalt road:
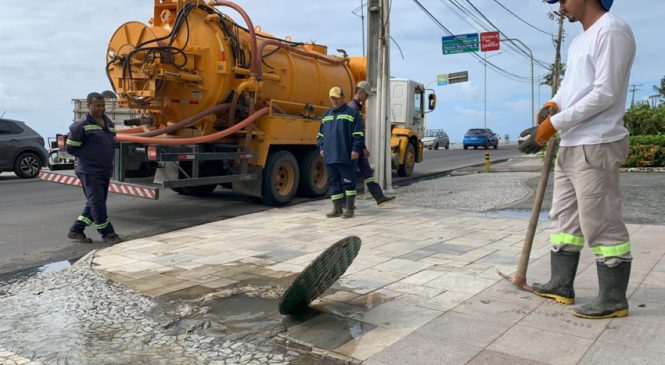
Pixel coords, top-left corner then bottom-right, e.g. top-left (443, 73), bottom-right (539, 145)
top-left (0, 144), bottom-right (521, 274)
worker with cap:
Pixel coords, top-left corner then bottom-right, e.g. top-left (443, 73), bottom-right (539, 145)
top-left (317, 86), bottom-right (365, 218)
top-left (348, 81), bottom-right (396, 206)
top-left (520, 0), bottom-right (635, 318)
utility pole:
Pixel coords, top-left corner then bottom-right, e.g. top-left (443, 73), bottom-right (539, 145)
top-left (629, 83), bottom-right (642, 108)
top-left (552, 12), bottom-right (565, 96)
top-left (366, 0), bottom-right (391, 190)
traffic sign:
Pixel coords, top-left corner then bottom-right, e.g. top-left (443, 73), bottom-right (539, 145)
top-left (442, 33), bottom-right (479, 55)
top-left (437, 74), bottom-right (448, 86)
top-left (448, 71), bottom-right (469, 84)
top-left (480, 31), bottom-right (500, 52)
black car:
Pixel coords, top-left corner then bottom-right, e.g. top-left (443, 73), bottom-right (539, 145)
top-left (0, 118), bottom-right (48, 178)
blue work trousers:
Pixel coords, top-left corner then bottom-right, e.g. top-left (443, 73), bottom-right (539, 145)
top-left (326, 163), bottom-right (357, 200)
top-left (70, 172), bottom-right (115, 236)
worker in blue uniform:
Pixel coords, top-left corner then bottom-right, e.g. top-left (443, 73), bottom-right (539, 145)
top-left (348, 81), bottom-right (395, 206)
top-left (66, 92), bottom-right (122, 244)
top-left (317, 86), bottom-right (365, 218)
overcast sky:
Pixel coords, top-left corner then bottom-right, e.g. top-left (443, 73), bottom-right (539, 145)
top-left (0, 1), bottom-right (662, 143)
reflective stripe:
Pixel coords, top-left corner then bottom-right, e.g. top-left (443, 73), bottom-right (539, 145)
top-left (345, 190), bottom-right (357, 196)
top-left (365, 177), bottom-right (375, 184)
top-left (77, 215), bottom-right (93, 226)
top-left (66, 139), bottom-right (82, 146)
top-left (592, 241), bottom-right (631, 257)
top-left (321, 116), bottom-right (334, 123)
top-left (317, 133), bottom-right (324, 138)
top-left (331, 193), bottom-right (345, 201)
top-left (338, 114), bottom-right (355, 122)
top-left (84, 125), bottom-right (103, 131)
top-left (550, 232), bottom-right (585, 247)
top-left (96, 220), bottom-right (110, 229)
top-left (108, 127), bottom-right (116, 132)
top-left (353, 131), bottom-right (364, 137)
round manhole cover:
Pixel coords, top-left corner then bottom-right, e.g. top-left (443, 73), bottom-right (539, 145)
top-left (278, 235), bottom-right (362, 315)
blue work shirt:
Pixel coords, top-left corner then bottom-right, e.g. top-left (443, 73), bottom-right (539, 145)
top-left (317, 104), bottom-right (364, 165)
top-left (66, 113), bottom-right (116, 175)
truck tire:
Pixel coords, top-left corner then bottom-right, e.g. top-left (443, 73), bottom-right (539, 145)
top-left (261, 150), bottom-right (299, 205)
top-left (14, 152), bottom-right (42, 179)
top-left (297, 149), bottom-right (327, 197)
top-left (397, 143), bottom-right (415, 177)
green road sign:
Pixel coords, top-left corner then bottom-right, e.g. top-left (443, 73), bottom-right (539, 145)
top-left (442, 33), bottom-right (479, 55)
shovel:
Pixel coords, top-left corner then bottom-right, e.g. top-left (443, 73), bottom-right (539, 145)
top-left (497, 139), bottom-right (557, 291)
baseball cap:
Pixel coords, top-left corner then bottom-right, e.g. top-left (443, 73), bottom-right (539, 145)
top-left (329, 86), bottom-right (344, 98)
top-left (544, 0), bottom-right (613, 11)
top-left (356, 81), bottom-right (371, 93)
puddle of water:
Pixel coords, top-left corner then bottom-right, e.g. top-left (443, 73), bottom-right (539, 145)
top-left (483, 209), bottom-right (549, 221)
top-left (0, 260), bottom-right (72, 287)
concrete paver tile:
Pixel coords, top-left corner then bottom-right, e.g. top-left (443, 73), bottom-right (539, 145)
top-left (371, 258), bottom-right (432, 276)
top-left (199, 277), bottom-right (238, 289)
top-left (595, 318), bottom-right (665, 354)
top-left (282, 313), bottom-right (375, 351)
top-left (487, 324), bottom-right (594, 365)
top-left (578, 341), bottom-right (665, 365)
top-left (336, 274), bottom-right (393, 295)
top-left (518, 300), bottom-right (610, 339)
top-left (350, 289), bottom-right (403, 309)
top-left (334, 326), bottom-right (414, 361)
top-left (451, 293), bottom-right (539, 325)
top-left (351, 300), bottom-right (442, 330)
top-left (384, 282), bottom-right (443, 298)
top-left (424, 272), bottom-right (497, 295)
top-left (399, 269), bottom-right (446, 285)
top-left (414, 311), bottom-right (512, 349)
top-left (467, 350), bottom-right (549, 365)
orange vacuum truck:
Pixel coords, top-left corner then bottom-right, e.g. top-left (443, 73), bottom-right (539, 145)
top-left (41, 0), bottom-right (433, 204)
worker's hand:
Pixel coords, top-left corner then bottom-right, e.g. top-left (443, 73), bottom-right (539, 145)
top-left (351, 151), bottom-right (359, 160)
top-left (320, 150), bottom-right (324, 158)
top-left (363, 147), bottom-right (370, 158)
top-left (537, 101), bottom-right (559, 125)
top-left (518, 117), bottom-right (557, 154)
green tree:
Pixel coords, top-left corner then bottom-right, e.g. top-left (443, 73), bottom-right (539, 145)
top-left (624, 103), bottom-right (665, 135)
top-left (654, 75), bottom-right (665, 98)
top-left (540, 63), bottom-right (566, 88)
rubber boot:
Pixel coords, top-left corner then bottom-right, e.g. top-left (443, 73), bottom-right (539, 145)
top-left (67, 230), bottom-right (93, 244)
top-left (326, 199), bottom-right (344, 218)
top-left (532, 251), bottom-right (580, 305)
top-left (102, 232), bottom-right (122, 244)
top-left (342, 195), bottom-right (355, 219)
top-left (367, 182), bottom-right (396, 206)
top-left (573, 261), bottom-right (630, 319)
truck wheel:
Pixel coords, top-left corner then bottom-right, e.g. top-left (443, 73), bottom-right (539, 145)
top-left (262, 150), bottom-right (299, 205)
top-left (14, 152), bottom-right (42, 179)
top-left (297, 149), bottom-right (327, 197)
top-left (397, 143), bottom-right (415, 177)
top-left (463, 145), bottom-right (468, 150)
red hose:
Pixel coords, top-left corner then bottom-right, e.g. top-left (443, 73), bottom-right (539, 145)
top-left (116, 107), bottom-right (268, 145)
top-left (135, 103), bottom-right (230, 137)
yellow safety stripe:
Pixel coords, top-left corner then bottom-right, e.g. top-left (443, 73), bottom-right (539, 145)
top-left (321, 116), bottom-right (334, 123)
top-left (77, 215), bottom-right (93, 226)
top-left (592, 242), bottom-right (631, 257)
top-left (66, 139), bottom-right (82, 146)
top-left (353, 131), bottom-right (365, 137)
top-left (338, 114), bottom-right (355, 122)
top-left (345, 190), bottom-right (357, 196)
top-left (550, 232), bottom-right (585, 247)
top-left (96, 220), bottom-right (110, 229)
top-left (84, 125), bottom-right (103, 131)
top-left (365, 177), bottom-right (375, 183)
top-left (108, 127), bottom-right (116, 132)
top-left (331, 193), bottom-right (345, 201)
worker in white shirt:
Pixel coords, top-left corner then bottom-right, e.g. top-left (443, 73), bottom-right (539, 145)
top-left (519, 0), bottom-right (635, 319)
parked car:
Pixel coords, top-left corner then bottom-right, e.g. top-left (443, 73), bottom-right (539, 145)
top-left (518, 132), bottom-right (530, 145)
top-left (0, 118), bottom-right (48, 178)
top-left (422, 129), bottom-right (449, 150)
top-left (463, 128), bottom-right (499, 150)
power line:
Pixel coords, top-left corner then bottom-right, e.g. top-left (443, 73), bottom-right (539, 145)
top-left (412, 0), bottom-right (535, 83)
top-left (464, 0), bottom-right (550, 69)
top-left (492, 0), bottom-right (555, 37)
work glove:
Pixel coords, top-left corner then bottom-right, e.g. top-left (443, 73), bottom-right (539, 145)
top-left (518, 117), bottom-right (557, 154)
top-left (537, 101), bottom-right (559, 125)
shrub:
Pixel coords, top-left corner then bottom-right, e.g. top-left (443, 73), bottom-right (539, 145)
top-left (624, 135), bottom-right (665, 167)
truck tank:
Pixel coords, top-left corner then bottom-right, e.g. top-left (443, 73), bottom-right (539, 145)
top-left (106, 0), bottom-right (366, 142)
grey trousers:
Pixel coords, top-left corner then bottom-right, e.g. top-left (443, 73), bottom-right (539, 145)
top-left (549, 136), bottom-right (632, 266)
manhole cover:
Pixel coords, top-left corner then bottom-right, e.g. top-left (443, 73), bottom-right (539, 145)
top-left (278, 236), bottom-right (362, 315)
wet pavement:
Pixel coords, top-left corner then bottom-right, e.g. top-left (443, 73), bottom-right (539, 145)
top-left (2, 154), bottom-right (665, 364)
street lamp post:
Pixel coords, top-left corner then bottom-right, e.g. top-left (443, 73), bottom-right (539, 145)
top-left (483, 52), bottom-right (501, 129)
top-left (501, 38), bottom-right (535, 127)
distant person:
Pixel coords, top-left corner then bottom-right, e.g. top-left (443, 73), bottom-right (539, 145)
top-left (504, 133), bottom-right (509, 144)
top-left (317, 87), bottom-right (364, 218)
top-left (520, 0), bottom-right (635, 319)
top-left (348, 81), bottom-right (395, 206)
top-left (66, 92), bottom-right (122, 244)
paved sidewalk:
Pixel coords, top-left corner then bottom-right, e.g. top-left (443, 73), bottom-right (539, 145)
top-left (91, 193), bottom-right (665, 364)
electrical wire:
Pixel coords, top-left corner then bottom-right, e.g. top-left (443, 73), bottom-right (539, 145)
top-left (492, 0), bottom-right (555, 37)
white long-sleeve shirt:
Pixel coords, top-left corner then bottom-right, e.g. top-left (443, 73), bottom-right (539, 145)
top-left (550, 12), bottom-right (635, 146)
